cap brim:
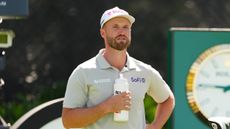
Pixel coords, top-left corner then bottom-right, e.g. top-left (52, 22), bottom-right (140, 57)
top-left (101, 14), bottom-right (135, 28)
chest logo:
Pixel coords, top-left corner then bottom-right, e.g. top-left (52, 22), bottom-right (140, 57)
top-left (130, 77), bottom-right (146, 83)
top-left (94, 78), bottom-right (111, 84)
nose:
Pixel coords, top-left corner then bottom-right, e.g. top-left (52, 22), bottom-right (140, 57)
top-left (117, 28), bottom-right (130, 36)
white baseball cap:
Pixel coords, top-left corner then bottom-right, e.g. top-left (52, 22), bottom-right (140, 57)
top-left (100, 6), bottom-right (135, 28)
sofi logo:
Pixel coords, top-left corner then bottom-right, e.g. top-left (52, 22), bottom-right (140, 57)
top-left (130, 77), bottom-right (145, 83)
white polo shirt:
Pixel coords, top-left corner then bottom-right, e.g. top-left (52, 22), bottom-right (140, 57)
top-left (63, 49), bottom-right (171, 129)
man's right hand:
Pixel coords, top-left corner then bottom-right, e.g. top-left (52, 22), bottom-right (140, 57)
top-left (102, 91), bottom-right (132, 113)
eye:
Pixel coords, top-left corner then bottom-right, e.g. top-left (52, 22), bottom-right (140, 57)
top-left (123, 26), bottom-right (130, 31)
top-left (112, 25), bottom-right (119, 29)
top-left (123, 25), bottom-right (129, 28)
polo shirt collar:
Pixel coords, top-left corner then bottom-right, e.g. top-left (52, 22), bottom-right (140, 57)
top-left (96, 49), bottom-right (111, 69)
top-left (96, 49), bottom-right (137, 70)
top-left (126, 53), bottom-right (137, 70)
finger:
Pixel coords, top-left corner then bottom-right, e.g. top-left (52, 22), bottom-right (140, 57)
top-left (127, 91), bottom-right (132, 94)
top-left (120, 91), bottom-right (128, 96)
top-left (125, 91), bottom-right (131, 96)
top-left (121, 92), bottom-right (132, 99)
top-left (126, 100), bottom-right (131, 106)
top-left (123, 98), bottom-right (131, 103)
top-left (124, 100), bottom-right (131, 110)
top-left (123, 95), bottom-right (132, 101)
top-left (124, 104), bottom-right (131, 110)
top-left (121, 91), bottom-right (131, 95)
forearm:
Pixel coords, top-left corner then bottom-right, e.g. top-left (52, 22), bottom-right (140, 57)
top-left (62, 92), bottom-right (131, 128)
top-left (149, 92), bottom-right (175, 129)
top-left (62, 102), bottom-right (109, 128)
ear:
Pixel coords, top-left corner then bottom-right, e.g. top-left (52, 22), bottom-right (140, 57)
top-left (100, 28), bottom-right (105, 39)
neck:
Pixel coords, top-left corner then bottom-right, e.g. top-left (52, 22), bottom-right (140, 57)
top-left (102, 48), bottom-right (127, 71)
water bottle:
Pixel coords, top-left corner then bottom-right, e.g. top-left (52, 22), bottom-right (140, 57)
top-left (113, 74), bottom-right (129, 122)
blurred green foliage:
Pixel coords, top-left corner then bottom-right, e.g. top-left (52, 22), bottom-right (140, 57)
top-left (144, 94), bottom-right (157, 123)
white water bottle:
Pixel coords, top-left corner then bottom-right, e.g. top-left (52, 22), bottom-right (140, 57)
top-left (113, 74), bottom-right (129, 122)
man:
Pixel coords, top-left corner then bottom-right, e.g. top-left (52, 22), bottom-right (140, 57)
top-left (62, 6), bottom-right (175, 129)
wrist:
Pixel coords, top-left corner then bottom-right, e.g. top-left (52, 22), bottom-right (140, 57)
top-left (146, 122), bottom-right (162, 129)
top-left (98, 100), bottom-right (110, 114)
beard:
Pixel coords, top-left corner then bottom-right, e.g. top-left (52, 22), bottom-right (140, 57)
top-left (106, 35), bottom-right (131, 51)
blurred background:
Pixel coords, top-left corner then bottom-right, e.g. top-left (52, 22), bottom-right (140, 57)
top-left (1, 0), bottom-right (230, 128)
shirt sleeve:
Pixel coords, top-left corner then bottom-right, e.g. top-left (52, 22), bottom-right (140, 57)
top-left (147, 66), bottom-right (171, 103)
top-left (63, 67), bottom-right (88, 108)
